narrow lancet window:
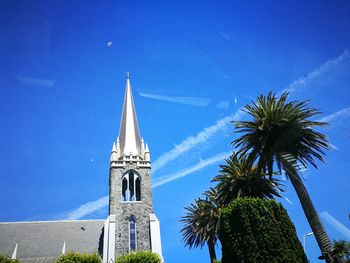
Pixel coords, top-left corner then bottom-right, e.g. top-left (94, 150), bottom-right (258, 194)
top-left (129, 172), bottom-right (135, 201)
top-left (121, 171), bottom-right (141, 201)
top-left (129, 216), bottom-right (136, 251)
top-left (122, 177), bottom-right (128, 201)
top-left (135, 178), bottom-right (141, 201)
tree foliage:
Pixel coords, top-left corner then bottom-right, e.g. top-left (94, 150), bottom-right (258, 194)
top-left (180, 154), bottom-right (284, 262)
top-left (180, 188), bottom-right (220, 262)
top-left (233, 91), bottom-right (330, 177)
top-left (333, 239), bottom-right (350, 263)
top-left (212, 154), bottom-right (282, 206)
top-left (218, 197), bottom-right (307, 263)
top-left (115, 250), bottom-right (162, 263)
top-left (54, 252), bottom-right (101, 263)
top-left (232, 92), bottom-right (335, 262)
top-left (0, 255), bottom-right (20, 263)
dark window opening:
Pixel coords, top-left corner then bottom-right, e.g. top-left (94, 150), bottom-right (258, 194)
top-left (121, 171), bottom-right (141, 202)
top-left (129, 217), bottom-right (136, 251)
top-left (122, 178), bottom-right (128, 201)
top-left (135, 178), bottom-right (141, 201)
top-left (129, 172), bottom-right (135, 201)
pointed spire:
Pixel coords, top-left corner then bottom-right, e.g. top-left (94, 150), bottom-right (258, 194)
top-left (11, 243), bottom-right (18, 259)
top-left (118, 73), bottom-right (142, 157)
top-left (144, 143), bottom-right (150, 161)
top-left (110, 142), bottom-right (117, 162)
top-left (110, 140), bottom-right (121, 162)
top-left (140, 138), bottom-right (145, 157)
top-left (111, 142), bottom-right (116, 152)
top-left (62, 241), bottom-right (66, 255)
top-left (116, 136), bottom-right (120, 146)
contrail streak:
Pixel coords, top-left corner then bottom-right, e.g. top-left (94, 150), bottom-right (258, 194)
top-left (281, 49), bottom-right (350, 94)
top-left (152, 110), bottom-right (243, 173)
top-left (139, 92), bottom-right (210, 107)
top-left (64, 196), bottom-right (109, 220)
top-left (153, 151), bottom-right (231, 188)
top-left (61, 49), bottom-right (350, 220)
top-left (318, 107), bottom-right (350, 124)
top-left (320, 211), bottom-right (350, 240)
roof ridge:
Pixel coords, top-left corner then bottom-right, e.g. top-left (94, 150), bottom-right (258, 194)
top-left (0, 219), bottom-right (105, 224)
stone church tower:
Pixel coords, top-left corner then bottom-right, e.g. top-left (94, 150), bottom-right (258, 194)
top-left (0, 74), bottom-right (162, 263)
top-left (103, 74), bottom-right (163, 263)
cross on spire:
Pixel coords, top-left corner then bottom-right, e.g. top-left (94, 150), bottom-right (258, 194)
top-left (126, 72), bottom-right (131, 79)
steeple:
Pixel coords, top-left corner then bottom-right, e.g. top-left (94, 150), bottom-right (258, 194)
top-left (118, 73), bottom-right (142, 157)
top-left (107, 74), bottom-right (162, 262)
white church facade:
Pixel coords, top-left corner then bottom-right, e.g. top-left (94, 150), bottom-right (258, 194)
top-left (0, 75), bottom-right (163, 263)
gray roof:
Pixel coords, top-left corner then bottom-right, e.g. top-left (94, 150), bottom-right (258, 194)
top-left (0, 219), bottom-right (104, 263)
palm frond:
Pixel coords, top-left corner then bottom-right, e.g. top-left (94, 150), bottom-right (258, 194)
top-left (180, 191), bottom-right (219, 250)
top-left (212, 154), bottom-right (283, 206)
top-left (232, 91), bottom-right (330, 177)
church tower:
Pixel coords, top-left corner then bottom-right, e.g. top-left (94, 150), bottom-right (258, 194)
top-left (103, 74), bottom-right (163, 263)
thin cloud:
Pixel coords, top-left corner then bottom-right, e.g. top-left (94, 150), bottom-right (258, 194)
top-left (139, 92), bottom-right (210, 107)
top-left (318, 107), bottom-right (350, 124)
top-left (320, 211), bottom-right (350, 240)
top-left (330, 143), bottom-right (339, 150)
top-left (153, 151), bottom-right (231, 188)
top-left (216, 100), bottom-right (230, 110)
top-left (152, 50), bottom-right (350, 174)
top-left (281, 49), bottom-right (350, 94)
top-left (17, 75), bottom-right (56, 88)
top-left (152, 110), bottom-right (244, 173)
top-left (284, 197), bottom-right (293, 205)
top-left (59, 50), bottom-right (350, 220)
top-left (316, 107), bottom-right (350, 150)
top-left (219, 32), bottom-right (231, 41)
top-left (64, 196), bottom-right (108, 220)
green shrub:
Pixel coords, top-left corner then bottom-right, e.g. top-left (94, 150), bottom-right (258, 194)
top-left (218, 197), bottom-right (307, 263)
top-left (116, 250), bottom-right (161, 263)
top-left (54, 252), bottom-right (101, 263)
top-left (0, 255), bottom-right (20, 263)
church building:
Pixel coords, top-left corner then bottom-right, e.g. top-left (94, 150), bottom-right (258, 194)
top-left (0, 75), bottom-right (163, 263)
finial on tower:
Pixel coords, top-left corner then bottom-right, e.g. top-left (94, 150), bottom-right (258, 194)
top-left (126, 72), bottom-right (131, 79)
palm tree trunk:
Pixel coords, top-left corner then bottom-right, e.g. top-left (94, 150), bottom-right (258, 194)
top-left (282, 159), bottom-right (338, 263)
top-left (207, 240), bottom-right (217, 263)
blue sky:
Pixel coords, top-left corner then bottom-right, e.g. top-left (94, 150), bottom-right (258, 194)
top-left (1, 0), bottom-right (350, 262)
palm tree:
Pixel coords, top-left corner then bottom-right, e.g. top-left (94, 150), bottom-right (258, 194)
top-left (180, 156), bottom-right (283, 263)
top-left (212, 154), bottom-right (283, 206)
top-left (180, 188), bottom-right (220, 263)
top-left (333, 239), bottom-right (350, 262)
top-left (232, 92), bottom-right (337, 262)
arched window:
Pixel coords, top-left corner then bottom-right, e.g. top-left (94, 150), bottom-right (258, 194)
top-left (121, 171), bottom-right (141, 201)
top-left (129, 216), bottom-right (136, 251)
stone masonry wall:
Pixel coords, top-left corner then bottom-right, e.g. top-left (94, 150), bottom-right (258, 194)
top-left (109, 161), bottom-right (153, 256)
